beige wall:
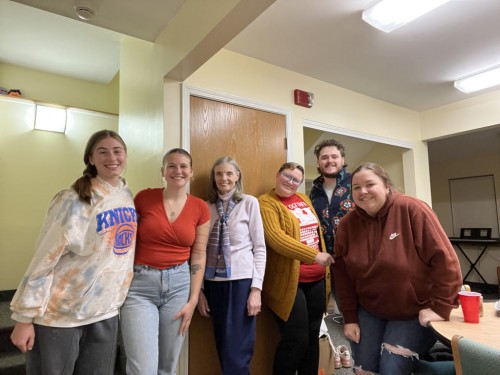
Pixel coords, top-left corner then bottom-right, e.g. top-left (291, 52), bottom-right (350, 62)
top-left (421, 86), bottom-right (500, 286)
top-left (430, 152), bottom-right (500, 285)
top-left (420, 90), bottom-right (500, 140)
top-left (360, 143), bottom-right (406, 193)
top-left (180, 49), bottom-right (500, 285)
top-left (182, 49), bottom-right (427, 198)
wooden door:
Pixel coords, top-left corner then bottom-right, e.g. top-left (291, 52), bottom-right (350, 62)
top-left (189, 96), bottom-right (287, 200)
top-left (189, 95), bottom-right (287, 374)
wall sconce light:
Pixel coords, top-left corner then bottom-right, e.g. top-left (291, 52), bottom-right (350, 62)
top-left (454, 66), bottom-right (500, 94)
top-left (362, 0), bottom-right (452, 33)
top-left (34, 104), bottom-right (67, 133)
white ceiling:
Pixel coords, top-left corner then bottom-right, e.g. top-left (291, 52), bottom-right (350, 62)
top-left (1, 0), bottom-right (500, 160)
top-left (3, 0), bottom-right (500, 110)
top-left (227, 0), bottom-right (500, 112)
top-left (0, 0), bottom-right (126, 83)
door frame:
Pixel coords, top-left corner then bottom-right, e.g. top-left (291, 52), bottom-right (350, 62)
top-left (303, 118), bottom-right (413, 149)
top-left (302, 118), bottom-right (417, 196)
top-left (178, 84), bottom-right (292, 374)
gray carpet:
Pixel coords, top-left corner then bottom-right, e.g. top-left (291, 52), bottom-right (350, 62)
top-left (323, 313), bottom-right (355, 374)
top-left (0, 302), bottom-right (14, 330)
top-left (0, 301), bottom-right (26, 374)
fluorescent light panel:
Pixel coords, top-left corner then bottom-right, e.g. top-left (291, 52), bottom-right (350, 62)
top-left (362, 0), bottom-right (452, 33)
top-left (34, 104), bottom-right (67, 133)
top-left (454, 66), bottom-right (500, 94)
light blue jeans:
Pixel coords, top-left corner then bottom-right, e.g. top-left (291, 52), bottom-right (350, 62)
top-left (120, 262), bottom-right (190, 375)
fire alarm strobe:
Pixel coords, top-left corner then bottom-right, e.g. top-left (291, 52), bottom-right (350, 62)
top-left (294, 89), bottom-right (314, 108)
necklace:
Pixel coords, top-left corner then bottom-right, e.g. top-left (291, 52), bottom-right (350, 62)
top-left (164, 193), bottom-right (187, 220)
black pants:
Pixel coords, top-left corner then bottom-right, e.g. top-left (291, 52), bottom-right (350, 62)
top-left (26, 316), bottom-right (118, 375)
top-left (273, 279), bottom-right (325, 375)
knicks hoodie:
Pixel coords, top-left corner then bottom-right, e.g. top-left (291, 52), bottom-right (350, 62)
top-left (11, 177), bottom-right (137, 327)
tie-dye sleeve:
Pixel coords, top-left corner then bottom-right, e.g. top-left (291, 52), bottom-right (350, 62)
top-left (10, 190), bottom-right (74, 323)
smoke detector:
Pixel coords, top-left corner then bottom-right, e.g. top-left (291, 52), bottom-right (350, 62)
top-left (74, 0), bottom-right (97, 20)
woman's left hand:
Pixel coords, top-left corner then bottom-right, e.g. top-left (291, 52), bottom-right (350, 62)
top-left (419, 308), bottom-right (444, 327)
top-left (247, 287), bottom-right (262, 316)
top-left (174, 301), bottom-right (197, 336)
top-left (315, 252), bottom-right (335, 267)
top-left (344, 323), bottom-right (361, 343)
top-left (197, 290), bottom-right (211, 317)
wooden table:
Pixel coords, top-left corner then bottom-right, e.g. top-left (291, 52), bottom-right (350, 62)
top-left (430, 301), bottom-right (500, 349)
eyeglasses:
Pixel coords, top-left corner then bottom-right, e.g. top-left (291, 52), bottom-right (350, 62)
top-left (280, 171), bottom-right (303, 186)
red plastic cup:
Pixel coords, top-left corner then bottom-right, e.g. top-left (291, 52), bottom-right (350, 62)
top-left (459, 291), bottom-right (481, 323)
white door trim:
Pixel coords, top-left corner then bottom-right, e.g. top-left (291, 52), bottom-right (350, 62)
top-left (303, 118), bottom-right (413, 149)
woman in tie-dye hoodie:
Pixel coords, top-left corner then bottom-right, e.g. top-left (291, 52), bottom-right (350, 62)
top-left (10, 130), bottom-right (137, 375)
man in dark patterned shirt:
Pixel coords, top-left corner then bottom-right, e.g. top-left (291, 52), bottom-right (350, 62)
top-left (310, 139), bottom-right (355, 317)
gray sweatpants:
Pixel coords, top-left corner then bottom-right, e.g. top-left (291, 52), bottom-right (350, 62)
top-left (26, 315), bottom-right (118, 375)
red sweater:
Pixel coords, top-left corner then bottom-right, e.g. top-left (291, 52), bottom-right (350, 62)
top-left (333, 192), bottom-right (462, 324)
top-left (134, 188), bottom-right (210, 269)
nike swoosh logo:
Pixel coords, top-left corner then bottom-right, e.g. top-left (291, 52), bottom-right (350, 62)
top-left (389, 233), bottom-right (400, 240)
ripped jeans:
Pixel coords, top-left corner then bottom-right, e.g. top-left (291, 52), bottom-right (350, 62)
top-left (351, 307), bottom-right (436, 375)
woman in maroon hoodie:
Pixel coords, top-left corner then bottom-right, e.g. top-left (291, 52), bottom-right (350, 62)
top-left (333, 163), bottom-right (462, 375)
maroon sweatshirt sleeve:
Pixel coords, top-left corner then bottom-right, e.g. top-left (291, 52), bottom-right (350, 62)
top-left (410, 199), bottom-right (463, 320)
top-left (332, 225), bottom-right (359, 324)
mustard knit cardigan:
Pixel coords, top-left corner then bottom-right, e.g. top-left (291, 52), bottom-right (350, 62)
top-left (258, 189), bottom-right (331, 321)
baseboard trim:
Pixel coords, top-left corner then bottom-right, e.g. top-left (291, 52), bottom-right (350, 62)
top-left (0, 290), bottom-right (15, 302)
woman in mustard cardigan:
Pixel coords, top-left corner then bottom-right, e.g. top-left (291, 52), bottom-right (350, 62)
top-left (258, 162), bottom-right (333, 375)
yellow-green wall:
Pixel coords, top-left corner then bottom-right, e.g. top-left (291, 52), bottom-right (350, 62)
top-left (0, 62), bottom-right (119, 114)
top-left (0, 0), bottom-right (253, 292)
top-left (118, 0), bottom-right (244, 196)
top-left (0, 96), bottom-right (118, 290)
